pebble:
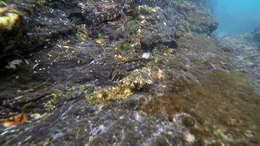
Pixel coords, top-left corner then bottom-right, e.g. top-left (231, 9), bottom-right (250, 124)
top-left (184, 133), bottom-right (195, 143)
top-left (142, 52), bottom-right (150, 59)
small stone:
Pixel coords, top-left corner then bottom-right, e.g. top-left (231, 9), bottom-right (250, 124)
top-left (89, 136), bottom-right (94, 142)
top-left (184, 133), bottom-right (195, 143)
top-left (6, 59), bottom-right (23, 69)
top-left (31, 113), bottom-right (41, 120)
top-left (94, 37), bottom-right (104, 46)
top-left (142, 52), bottom-right (150, 59)
top-left (95, 93), bottom-right (103, 99)
top-left (168, 131), bottom-right (173, 135)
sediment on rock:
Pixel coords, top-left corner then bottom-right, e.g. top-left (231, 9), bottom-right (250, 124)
top-left (0, 0), bottom-right (259, 146)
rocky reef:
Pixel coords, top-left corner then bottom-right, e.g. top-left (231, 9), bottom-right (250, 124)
top-left (0, 0), bottom-right (259, 145)
top-left (253, 26), bottom-right (260, 46)
top-left (217, 33), bottom-right (260, 94)
top-left (0, 2), bottom-right (23, 56)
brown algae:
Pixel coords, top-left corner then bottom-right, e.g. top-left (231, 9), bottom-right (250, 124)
top-left (142, 70), bottom-right (260, 144)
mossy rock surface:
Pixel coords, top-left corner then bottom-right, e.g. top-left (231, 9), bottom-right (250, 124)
top-left (0, 0), bottom-right (259, 146)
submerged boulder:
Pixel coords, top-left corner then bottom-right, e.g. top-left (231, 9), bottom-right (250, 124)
top-left (173, 0), bottom-right (218, 34)
top-left (0, 0), bottom-right (75, 69)
top-left (0, 4), bottom-right (23, 54)
top-left (253, 26), bottom-right (260, 44)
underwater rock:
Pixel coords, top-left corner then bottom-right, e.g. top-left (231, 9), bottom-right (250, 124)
top-left (0, 0), bottom-right (74, 65)
top-left (0, 0), bottom-right (135, 61)
top-left (218, 34), bottom-right (260, 93)
top-left (173, 0), bottom-right (218, 34)
top-left (0, 0), bottom-right (260, 146)
top-left (82, 0), bottom-right (133, 26)
top-left (253, 26), bottom-right (260, 44)
top-left (135, 5), bottom-right (179, 50)
top-left (0, 4), bottom-right (22, 54)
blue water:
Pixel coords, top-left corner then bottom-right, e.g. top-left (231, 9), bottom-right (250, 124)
top-left (212, 0), bottom-right (260, 36)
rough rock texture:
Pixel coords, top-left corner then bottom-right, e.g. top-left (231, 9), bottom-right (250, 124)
top-left (0, 5), bottom-right (23, 54)
top-left (0, 0), bottom-right (259, 145)
top-left (173, 0), bottom-right (218, 34)
top-left (253, 26), bottom-right (260, 45)
top-left (0, 0), bottom-right (75, 65)
top-left (218, 34), bottom-right (260, 93)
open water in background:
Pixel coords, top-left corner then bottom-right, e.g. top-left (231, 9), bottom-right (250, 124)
top-left (211, 0), bottom-right (260, 36)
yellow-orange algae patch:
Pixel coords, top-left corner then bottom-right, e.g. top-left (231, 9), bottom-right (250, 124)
top-left (0, 113), bottom-right (28, 127)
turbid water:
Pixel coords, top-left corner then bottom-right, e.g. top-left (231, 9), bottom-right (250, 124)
top-left (211, 0), bottom-right (260, 36)
top-left (0, 0), bottom-right (260, 145)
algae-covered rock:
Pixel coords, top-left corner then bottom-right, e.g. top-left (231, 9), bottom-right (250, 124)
top-left (173, 0), bottom-right (218, 34)
top-left (0, 11), bottom-right (19, 31)
top-left (0, 0), bottom-right (75, 71)
top-left (219, 34), bottom-right (260, 93)
top-left (0, 0), bottom-right (260, 146)
top-left (253, 26), bottom-right (260, 44)
top-left (135, 4), bottom-right (179, 50)
top-left (0, 4), bottom-right (22, 53)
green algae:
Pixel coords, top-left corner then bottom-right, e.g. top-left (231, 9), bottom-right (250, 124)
top-left (16, 64), bottom-right (33, 73)
top-left (221, 52), bottom-right (230, 58)
top-left (122, 42), bottom-right (130, 51)
top-left (125, 19), bottom-right (138, 31)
